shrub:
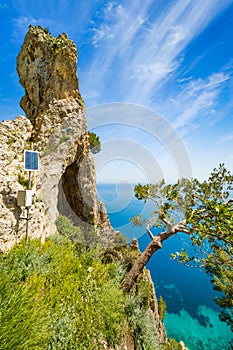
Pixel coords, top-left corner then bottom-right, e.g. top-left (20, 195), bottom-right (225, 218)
top-left (55, 214), bottom-right (84, 243)
top-left (88, 131), bottom-right (101, 154)
top-left (162, 338), bottom-right (183, 349)
top-left (125, 291), bottom-right (160, 350)
top-left (158, 295), bottom-right (167, 320)
top-left (6, 136), bottom-right (16, 146)
top-left (0, 238), bottom-right (126, 349)
top-left (18, 173), bottom-right (32, 189)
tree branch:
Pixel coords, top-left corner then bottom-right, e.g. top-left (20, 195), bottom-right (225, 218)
top-left (146, 224), bottom-right (154, 239)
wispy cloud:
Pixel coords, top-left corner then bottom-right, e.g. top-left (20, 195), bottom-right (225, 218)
top-left (218, 133), bottom-right (233, 144)
top-left (82, 0), bottom-right (232, 107)
top-left (89, 1), bottom-right (148, 50)
top-left (125, 0), bottom-right (232, 102)
top-left (12, 16), bottom-right (52, 42)
top-left (173, 72), bottom-right (230, 129)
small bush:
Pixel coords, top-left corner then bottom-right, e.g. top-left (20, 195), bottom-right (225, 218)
top-left (162, 338), bottom-right (183, 349)
top-left (125, 291), bottom-right (160, 350)
top-left (158, 295), bottom-right (167, 320)
top-left (43, 27), bottom-right (51, 35)
top-left (18, 173), bottom-right (33, 189)
top-left (6, 136), bottom-right (16, 146)
top-left (88, 131), bottom-right (101, 154)
top-left (55, 214), bottom-right (84, 243)
top-left (0, 238), bottom-right (126, 349)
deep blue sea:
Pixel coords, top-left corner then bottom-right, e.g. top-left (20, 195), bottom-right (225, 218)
top-left (97, 183), bottom-right (232, 350)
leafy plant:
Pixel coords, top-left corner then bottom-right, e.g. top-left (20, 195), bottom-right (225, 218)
top-left (88, 131), bottom-right (101, 154)
top-left (18, 173), bottom-right (33, 189)
top-left (125, 291), bottom-right (160, 350)
top-left (6, 136), bottom-right (16, 146)
top-left (162, 338), bottom-right (182, 349)
top-left (43, 27), bottom-right (51, 35)
top-left (121, 164), bottom-right (233, 334)
top-left (0, 238), bottom-right (127, 349)
top-left (55, 215), bottom-right (82, 241)
top-left (158, 295), bottom-right (167, 320)
top-left (51, 38), bottom-right (66, 54)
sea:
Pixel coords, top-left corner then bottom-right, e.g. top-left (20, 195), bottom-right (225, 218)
top-left (97, 182), bottom-right (232, 350)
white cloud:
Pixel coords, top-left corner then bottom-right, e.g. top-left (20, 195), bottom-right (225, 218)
top-left (126, 0), bottom-right (232, 102)
top-left (130, 61), bottom-right (176, 82)
top-left (152, 70), bottom-right (230, 134)
top-left (173, 72), bottom-right (230, 129)
top-left (83, 0), bottom-right (232, 108)
top-left (90, 2), bottom-right (129, 47)
top-left (104, 2), bottom-right (127, 20)
top-left (218, 134), bottom-right (233, 144)
top-left (14, 16), bottom-right (38, 28)
top-left (91, 24), bottom-right (114, 47)
top-left (12, 16), bottom-right (53, 42)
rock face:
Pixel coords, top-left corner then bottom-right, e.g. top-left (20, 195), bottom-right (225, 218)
top-left (0, 116), bottom-right (55, 251)
top-left (16, 25), bottom-right (111, 229)
top-left (0, 25), bottom-right (168, 349)
top-left (0, 25), bottom-right (111, 252)
top-left (17, 26), bottom-right (82, 138)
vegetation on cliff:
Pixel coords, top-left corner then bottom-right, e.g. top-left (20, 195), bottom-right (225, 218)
top-left (0, 216), bottom-right (184, 350)
top-left (88, 131), bottom-right (101, 154)
top-left (121, 164), bottom-right (233, 340)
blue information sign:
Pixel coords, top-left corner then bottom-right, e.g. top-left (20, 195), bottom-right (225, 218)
top-left (24, 150), bottom-right (39, 171)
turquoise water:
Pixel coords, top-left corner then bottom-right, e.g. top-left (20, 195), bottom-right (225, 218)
top-left (97, 183), bottom-right (232, 350)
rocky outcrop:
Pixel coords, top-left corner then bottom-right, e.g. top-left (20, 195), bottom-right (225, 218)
top-left (0, 116), bottom-right (55, 251)
top-left (0, 25), bottom-right (111, 252)
top-left (16, 25), bottom-right (111, 228)
top-left (0, 25), bottom-right (169, 350)
top-left (16, 26), bottom-right (83, 138)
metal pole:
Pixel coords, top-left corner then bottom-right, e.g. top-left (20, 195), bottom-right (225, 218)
top-left (25, 207), bottom-right (29, 244)
top-left (25, 143), bottom-right (33, 244)
top-left (25, 171), bottom-right (31, 245)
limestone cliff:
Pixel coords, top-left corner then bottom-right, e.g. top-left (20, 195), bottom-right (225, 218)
top-left (0, 25), bottom-right (169, 349)
top-left (0, 25), bottom-right (111, 252)
top-left (0, 116), bottom-right (55, 251)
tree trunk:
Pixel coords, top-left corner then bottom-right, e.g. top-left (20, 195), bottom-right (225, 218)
top-left (120, 236), bottom-right (163, 293)
top-left (121, 227), bottom-right (183, 293)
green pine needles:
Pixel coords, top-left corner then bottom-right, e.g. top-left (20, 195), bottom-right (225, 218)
top-left (88, 131), bottom-right (101, 154)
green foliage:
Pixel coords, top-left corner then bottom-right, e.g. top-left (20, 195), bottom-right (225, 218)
top-left (132, 178), bottom-right (192, 228)
top-left (184, 164), bottom-right (233, 330)
top-left (125, 291), bottom-right (160, 350)
top-left (131, 164), bottom-right (233, 332)
top-left (0, 238), bottom-right (126, 349)
top-left (162, 338), bottom-right (182, 349)
top-left (6, 136), bottom-right (16, 146)
top-left (0, 268), bottom-right (49, 349)
top-left (88, 131), bottom-right (101, 154)
top-left (55, 215), bottom-right (84, 243)
top-left (18, 173), bottom-right (33, 189)
top-left (51, 37), bottom-right (66, 54)
top-left (112, 231), bottom-right (129, 247)
top-left (158, 295), bottom-right (167, 320)
top-left (43, 27), bottom-right (51, 35)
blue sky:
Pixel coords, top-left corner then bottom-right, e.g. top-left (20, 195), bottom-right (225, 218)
top-left (1, 0), bottom-right (233, 183)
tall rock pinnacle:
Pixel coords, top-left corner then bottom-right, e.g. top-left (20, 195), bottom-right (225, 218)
top-left (15, 25), bottom-right (110, 234)
top-left (17, 25), bottom-right (84, 139)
